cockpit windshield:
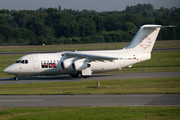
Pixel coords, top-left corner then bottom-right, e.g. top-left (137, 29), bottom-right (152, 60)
top-left (15, 60), bottom-right (21, 63)
top-left (15, 60), bottom-right (28, 64)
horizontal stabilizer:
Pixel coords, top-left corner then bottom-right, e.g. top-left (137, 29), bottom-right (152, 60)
top-left (143, 25), bottom-right (176, 28)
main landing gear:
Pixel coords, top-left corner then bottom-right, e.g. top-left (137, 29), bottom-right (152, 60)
top-left (70, 74), bottom-right (79, 78)
top-left (82, 75), bottom-right (90, 78)
top-left (14, 76), bottom-right (19, 81)
top-left (70, 74), bottom-right (90, 78)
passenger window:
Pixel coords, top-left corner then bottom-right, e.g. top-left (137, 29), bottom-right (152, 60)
top-left (25, 60), bottom-right (28, 64)
top-left (21, 60), bottom-right (24, 64)
top-left (50, 60), bottom-right (52, 63)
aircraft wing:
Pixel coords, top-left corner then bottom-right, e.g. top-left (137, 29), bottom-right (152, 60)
top-left (64, 52), bottom-right (118, 61)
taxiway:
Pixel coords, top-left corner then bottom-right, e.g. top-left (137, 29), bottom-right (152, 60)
top-left (0, 94), bottom-right (179, 107)
top-left (0, 72), bottom-right (180, 84)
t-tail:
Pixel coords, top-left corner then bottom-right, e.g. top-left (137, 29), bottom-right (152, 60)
top-left (125, 25), bottom-right (175, 53)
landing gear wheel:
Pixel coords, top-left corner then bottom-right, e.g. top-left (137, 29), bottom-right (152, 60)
top-left (83, 76), bottom-right (89, 78)
top-left (14, 77), bottom-right (18, 81)
top-left (70, 74), bottom-right (79, 78)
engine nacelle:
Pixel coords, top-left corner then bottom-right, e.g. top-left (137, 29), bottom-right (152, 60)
top-left (61, 59), bottom-right (73, 70)
top-left (72, 61), bottom-right (89, 71)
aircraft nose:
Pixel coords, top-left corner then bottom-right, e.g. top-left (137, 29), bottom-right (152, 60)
top-left (3, 67), bottom-right (11, 74)
top-left (3, 64), bottom-right (20, 75)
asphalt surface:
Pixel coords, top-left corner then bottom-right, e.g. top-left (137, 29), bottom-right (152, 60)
top-left (0, 94), bottom-right (179, 107)
top-left (0, 72), bottom-right (180, 84)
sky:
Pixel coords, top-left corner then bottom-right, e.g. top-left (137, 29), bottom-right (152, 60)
top-left (0, 0), bottom-right (180, 12)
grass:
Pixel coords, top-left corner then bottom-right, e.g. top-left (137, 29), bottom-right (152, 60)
top-left (154, 40), bottom-right (180, 48)
top-left (0, 40), bottom-right (180, 52)
top-left (1, 50), bottom-right (180, 77)
top-left (0, 41), bottom-right (180, 120)
top-left (0, 42), bottom-right (128, 52)
top-left (0, 77), bottom-right (179, 95)
top-left (0, 106), bottom-right (180, 120)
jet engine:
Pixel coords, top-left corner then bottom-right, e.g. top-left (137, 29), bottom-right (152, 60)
top-left (72, 61), bottom-right (90, 71)
top-left (61, 58), bottom-right (91, 71)
top-left (61, 59), bottom-right (73, 70)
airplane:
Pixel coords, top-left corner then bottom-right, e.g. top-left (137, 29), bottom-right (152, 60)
top-left (3, 25), bottom-right (175, 80)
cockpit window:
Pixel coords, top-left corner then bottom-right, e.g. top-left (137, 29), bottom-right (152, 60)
top-left (15, 60), bottom-right (21, 63)
top-left (25, 60), bottom-right (28, 64)
top-left (21, 60), bottom-right (25, 64)
top-left (15, 60), bottom-right (28, 64)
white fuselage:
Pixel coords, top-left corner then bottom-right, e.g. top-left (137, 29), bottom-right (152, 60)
top-left (3, 49), bottom-right (150, 76)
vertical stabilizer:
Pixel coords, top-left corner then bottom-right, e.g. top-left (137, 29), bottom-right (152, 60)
top-left (125, 25), bottom-right (162, 53)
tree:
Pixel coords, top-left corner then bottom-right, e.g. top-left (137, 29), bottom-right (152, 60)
top-left (155, 16), bottom-right (169, 25)
top-left (0, 36), bottom-right (5, 44)
top-left (0, 9), bottom-right (10, 14)
top-left (72, 37), bottom-right (81, 44)
top-left (58, 5), bottom-right (61, 11)
top-left (44, 15), bottom-right (53, 28)
top-left (0, 14), bottom-right (13, 24)
top-left (0, 25), bottom-right (13, 42)
top-left (50, 12), bottom-right (71, 26)
top-left (64, 38), bottom-right (72, 44)
top-left (46, 8), bottom-right (58, 14)
top-left (14, 28), bottom-right (36, 41)
top-left (93, 14), bottom-right (105, 32)
top-left (143, 10), bottom-right (153, 18)
top-left (46, 36), bottom-right (56, 45)
top-left (0, 3), bottom-right (180, 46)
top-left (78, 17), bottom-right (96, 37)
top-left (56, 21), bottom-right (79, 38)
top-left (125, 14), bottom-right (142, 27)
top-left (57, 36), bottom-right (66, 44)
top-left (80, 36), bottom-right (91, 44)
top-left (124, 22), bottom-right (137, 35)
top-left (14, 12), bottom-right (29, 27)
top-left (104, 15), bottom-right (117, 31)
top-left (29, 22), bottom-right (53, 38)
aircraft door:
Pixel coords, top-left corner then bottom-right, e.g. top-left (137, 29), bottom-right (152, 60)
top-left (119, 54), bottom-right (125, 65)
top-left (33, 56), bottom-right (39, 69)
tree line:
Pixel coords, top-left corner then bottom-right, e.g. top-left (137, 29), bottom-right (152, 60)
top-left (0, 3), bottom-right (180, 45)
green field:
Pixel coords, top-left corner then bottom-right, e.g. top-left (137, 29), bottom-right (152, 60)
top-left (0, 77), bottom-right (179, 95)
top-left (0, 106), bottom-right (180, 120)
top-left (0, 40), bottom-right (180, 52)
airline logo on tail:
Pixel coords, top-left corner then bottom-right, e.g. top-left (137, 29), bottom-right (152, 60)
top-left (139, 35), bottom-right (152, 50)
